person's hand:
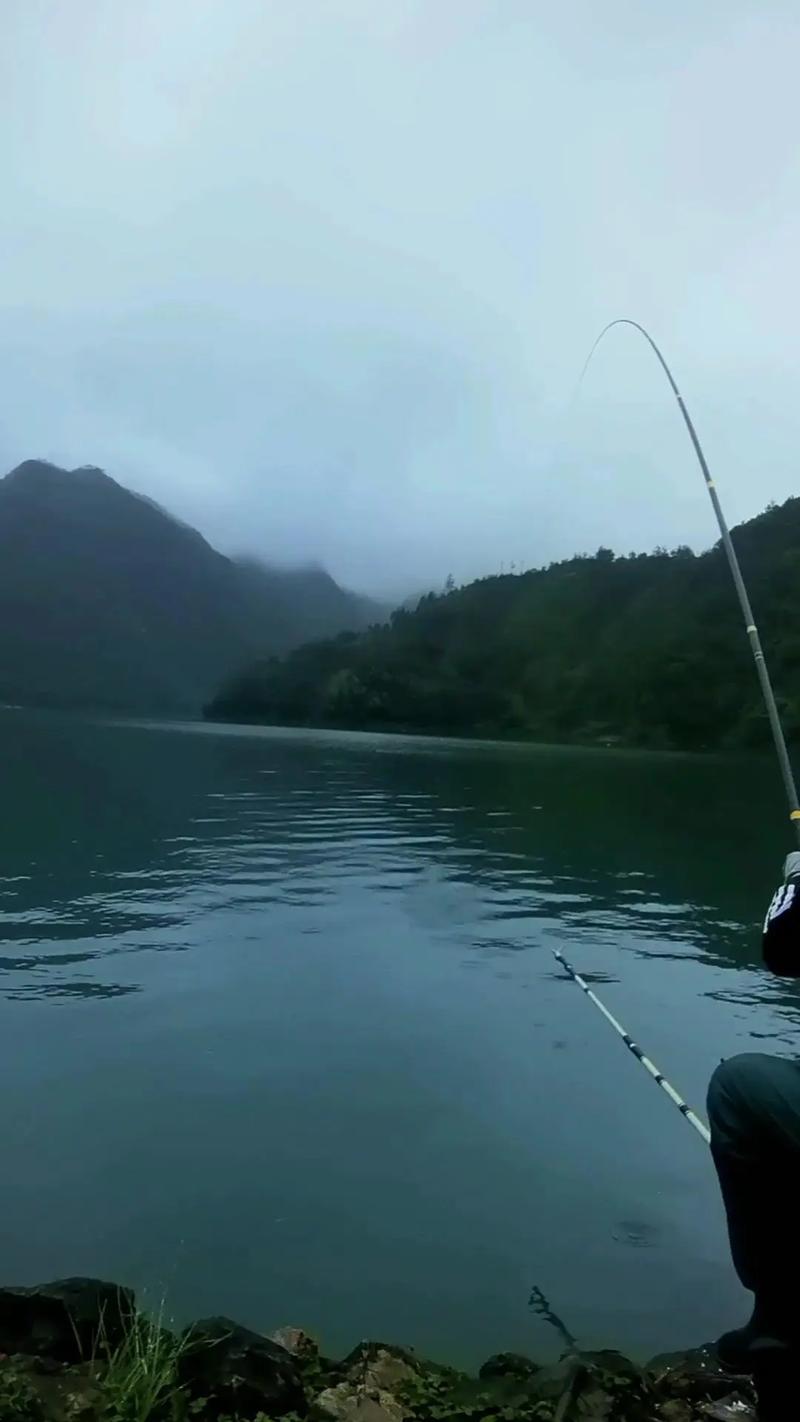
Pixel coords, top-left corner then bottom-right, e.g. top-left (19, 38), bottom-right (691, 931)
top-left (784, 851), bottom-right (800, 882)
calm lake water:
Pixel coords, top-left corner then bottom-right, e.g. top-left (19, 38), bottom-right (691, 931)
top-left (1, 711), bottom-right (798, 1366)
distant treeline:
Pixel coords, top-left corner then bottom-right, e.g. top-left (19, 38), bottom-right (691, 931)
top-left (205, 497), bottom-right (800, 751)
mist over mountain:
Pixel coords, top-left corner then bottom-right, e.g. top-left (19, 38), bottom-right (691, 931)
top-left (0, 461), bottom-right (384, 712)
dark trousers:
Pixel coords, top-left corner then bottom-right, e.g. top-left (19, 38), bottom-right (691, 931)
top-left (708, 1053), bottom-right (800, 1336)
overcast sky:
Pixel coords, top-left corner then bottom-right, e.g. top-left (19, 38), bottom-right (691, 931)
top-left (1, 1), bottom-right (798, 595)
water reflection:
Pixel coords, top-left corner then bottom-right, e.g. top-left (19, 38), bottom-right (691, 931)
top-left (0, 716), bottom-right (795, 1009)
top-left (9, 980), bottom-right (141, 1002)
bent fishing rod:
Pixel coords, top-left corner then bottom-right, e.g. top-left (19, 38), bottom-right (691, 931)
top-left (581, 318), bottom-right (800, 846)
top-left (552, 319), bottom-right (800, 1144)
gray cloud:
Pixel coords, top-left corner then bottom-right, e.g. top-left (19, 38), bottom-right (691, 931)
top-left (1, 0), bottom-right (798, 594)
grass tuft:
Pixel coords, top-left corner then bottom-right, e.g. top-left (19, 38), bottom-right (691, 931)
top-left (93, 1304), bottom-right (188, 1422)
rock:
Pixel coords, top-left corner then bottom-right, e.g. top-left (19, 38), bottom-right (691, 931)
top-left (699, 1396), bottom-right (756, 1420)
top-left (576, 1349), bottom-right (641, 1383)
top-left (313, 1342), bottom-right (438, 1422)
top-left (522, 1351), bottom-right (642, 1418)
top-left (27, 1357), bottom-right (66, 1377)
top-left (270, 1326), bottom-right (320, 1362)
top-left (179, 1317), bottom-right (305, 1419)
top-left (525, 1355), bottom-right (583, 1402)
top-left (338, 1342), bottom-right (421, 1393)
top-left (657, 1402), bottom-right (695, 1422)
top-left (646, 1348), bottom-right (744, 1403)
top-left (569, 1386), bottom-right (614, 1420)
top-left (313, 1381), bottom-right (404, 1422)
top-left (63, 1379), bottom-right (105, 1421)
top-left (0, 1280), bottom-right (134, 1362)
top-left (478, 1351), bottom-right (540, 1381)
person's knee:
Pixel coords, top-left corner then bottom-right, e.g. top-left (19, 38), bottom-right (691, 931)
top-left (707, 1054), bottom-right (773, 1139)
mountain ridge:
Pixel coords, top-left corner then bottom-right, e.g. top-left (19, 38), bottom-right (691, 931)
top-left (0, 459), bottom-right (384, 712)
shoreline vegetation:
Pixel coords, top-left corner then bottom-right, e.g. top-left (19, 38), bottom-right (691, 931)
top-left (0, 1278), bottom-right (760, 1422)
top-left (205, 498), bottom-right (800, 755)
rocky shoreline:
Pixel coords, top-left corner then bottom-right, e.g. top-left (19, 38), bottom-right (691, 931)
top-left (0, 1279), bottom-right (765, 1422)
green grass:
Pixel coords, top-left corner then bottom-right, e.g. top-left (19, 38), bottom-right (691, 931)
top-left (93, 1305), bottom-right (188, 1422)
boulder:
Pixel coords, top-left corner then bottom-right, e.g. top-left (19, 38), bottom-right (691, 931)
top-left (576, 1350), bottom-right (641, 1384)
top-left (0, 1280), bottom-right (134, 1362)
top-left (566, 1386), bottom-right (613, 1420)
top-left (438, 1373), bottom-right (536, 1415)
top-left (699, 1398), bottom-right (756, 1421)
top-left (179, 1317), bottom-right (305, 1419)
top-left (524, 1351), bottom-right (642, 1417)
top-left (647, 1349), bottom-right (747, 1404)
top-left (312, 1342), bottom-right (434, 1422)
top-left (313, 1381), bottom-right (404, 1422)
top-left (270, 1327), bottom-right (320, 1363)
top-left (338, 1342), bottom-right (420, 1388)
top-left (656, 1403), bottom-right (695, 1422)
top-left (478, 1351), bottom-right (540, 1381)
top-left (524, 1355), bottom-right (583, 1402)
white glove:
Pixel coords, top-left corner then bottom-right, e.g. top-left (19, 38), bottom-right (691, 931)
top-left (784, 851), bottom-right (800, 881)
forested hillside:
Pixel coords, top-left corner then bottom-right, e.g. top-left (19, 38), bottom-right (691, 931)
top-left (206, 497), bottom-right (800, 751)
